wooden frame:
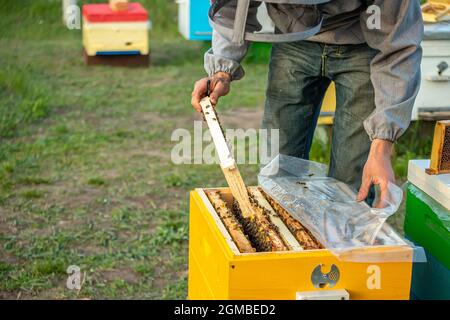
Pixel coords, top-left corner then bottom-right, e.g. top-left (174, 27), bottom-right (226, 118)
top-left (198, 97), bottom-right (323, 252)
top-left (199, 97), bottom-right (255, 218)
top-left (206, 190), bottom-right (255, 253)
top-left (427, 120), bottom-right (450, 175)
top-left (247, 187), bottom-right (303, 251)
top-left (203, 187), bottom-right (323, 253)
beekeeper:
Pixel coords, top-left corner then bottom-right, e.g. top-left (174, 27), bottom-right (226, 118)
top-left (191, 0), bottom-right (423, 207)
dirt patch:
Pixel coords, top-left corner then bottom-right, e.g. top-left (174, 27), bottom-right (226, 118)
top-left (101, 268), bottom-right (140, 284)
top-left (75, 245), bottom-right (106, 256)
top-left (190, 106), bottom-right (263, 129)
top-left (125, 148), bottom-right (171, 160)
top-left (135, 110), bottom-right (197, 128)
top-left (0, 249), bottom-right (21, 265)
top-left (0, 291), bottom-right (21, 300)
top-left (219, 108), bottom-right (264, 130)
top-left (124, 195), bottom-right (157, 210)
top-left (59, 185), bottom-right (104, 207)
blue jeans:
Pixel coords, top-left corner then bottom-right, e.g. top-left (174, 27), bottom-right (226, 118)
top-left (262, 40), bottom-right (377, 194)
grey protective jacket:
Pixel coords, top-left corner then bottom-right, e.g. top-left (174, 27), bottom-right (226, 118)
top-left (204, 0), bottom-right (424, 142)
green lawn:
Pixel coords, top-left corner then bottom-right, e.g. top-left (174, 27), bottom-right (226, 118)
top-left (0, 0), bottom-right (433, 299)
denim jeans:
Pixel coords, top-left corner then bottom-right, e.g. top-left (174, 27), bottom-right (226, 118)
top-left (262, 40), bottom-right (377, 194)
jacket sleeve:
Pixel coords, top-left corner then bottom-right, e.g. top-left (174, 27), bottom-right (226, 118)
top-left (360, 0), bottom-right (423, 142)
top-left (204, 1), bottom-right (261, 80)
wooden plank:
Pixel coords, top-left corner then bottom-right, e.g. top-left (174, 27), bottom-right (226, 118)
top-left (199, 97), bottom-right (254, 219)
top-left (232, 197), bottom-right (289, 252)
top-left (206, 190), bottom-right (255, 253)
top-left (221, 166), bottom-right (255, 218)
top-left (247, 187), bottom-right (303, 251)
top-left (205, 187), bottom-right (289, 252)
top-left (199, 98), bottom-right (289, 252)
top-left (261, 189), bottom-right (323, 250)
top-left (196, 188), bottom-right (241, 255)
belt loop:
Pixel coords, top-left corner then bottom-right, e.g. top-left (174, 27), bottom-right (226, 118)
top-left (232, 0), bottom-right (251, 45)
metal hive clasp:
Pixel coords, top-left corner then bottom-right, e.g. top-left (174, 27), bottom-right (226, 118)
top-left (311, 264), bottom-right (340, 288)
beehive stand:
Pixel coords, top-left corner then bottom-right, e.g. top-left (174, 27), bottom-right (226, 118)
top-left (83, 49), bottom-right (149, 67)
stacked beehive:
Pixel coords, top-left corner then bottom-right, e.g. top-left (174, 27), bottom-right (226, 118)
top-left (82, 1), bottom-right (150, 67)
top-left (405, 158), bottom-right (450, 299)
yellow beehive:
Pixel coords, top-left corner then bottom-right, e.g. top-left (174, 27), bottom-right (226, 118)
top-left (188, 188), bottom-right (414, 300)
top-left (82, 19), bottom-right (149, 56)
top-left (82, 3), bottom-right (149, 57)
top-left (318, 82), bottom-right (336, 126)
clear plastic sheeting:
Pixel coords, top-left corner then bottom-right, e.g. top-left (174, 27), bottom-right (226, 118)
top-left (258, 155), bottom-right (426, 263)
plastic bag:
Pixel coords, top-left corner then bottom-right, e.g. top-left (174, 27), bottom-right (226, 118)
top-left (258, 155), bottom-right (426, 262)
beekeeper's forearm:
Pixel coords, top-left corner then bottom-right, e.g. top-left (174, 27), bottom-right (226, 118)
top-left (361, 0), bottom-right (424, 142)
top-left (204, 1), bottom-right (261, 80)
top-left (204, 29), bottom-right (250, 80)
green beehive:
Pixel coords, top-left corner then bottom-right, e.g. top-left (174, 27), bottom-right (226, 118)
top-left (405, 183), bottom-right (450, 270)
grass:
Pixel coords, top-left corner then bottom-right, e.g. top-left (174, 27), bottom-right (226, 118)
top-left (0, 0), bottom-right (434, 299)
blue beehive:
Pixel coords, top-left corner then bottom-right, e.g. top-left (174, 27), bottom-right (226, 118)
top-left (177, 0), bottom-right (212, 41)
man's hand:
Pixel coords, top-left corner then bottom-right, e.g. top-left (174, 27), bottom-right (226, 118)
top-left (191, 72), bottom-right (231, 112)
top-left (357, 139), bottom-right (395, 208)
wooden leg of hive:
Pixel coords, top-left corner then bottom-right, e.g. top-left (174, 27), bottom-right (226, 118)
top-left (260, 188), bottom-right (323, 250)
top-left (232, 197), bottom-right (288, 252)
top-left (206, 190), bottom-right (255, 253)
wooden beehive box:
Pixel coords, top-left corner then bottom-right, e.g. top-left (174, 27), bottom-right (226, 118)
top-left (188, 188), bottom-right (414, 300)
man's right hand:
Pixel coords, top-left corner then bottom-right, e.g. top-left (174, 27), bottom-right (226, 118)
top-left (191, 72), bottom-right (231, 112)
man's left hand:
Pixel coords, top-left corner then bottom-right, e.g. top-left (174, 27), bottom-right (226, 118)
top-left (357, 139), bottom-right (395, 208)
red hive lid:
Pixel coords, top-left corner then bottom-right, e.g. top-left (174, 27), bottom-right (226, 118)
top-left (82, 3), bottom-right (148, 23)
